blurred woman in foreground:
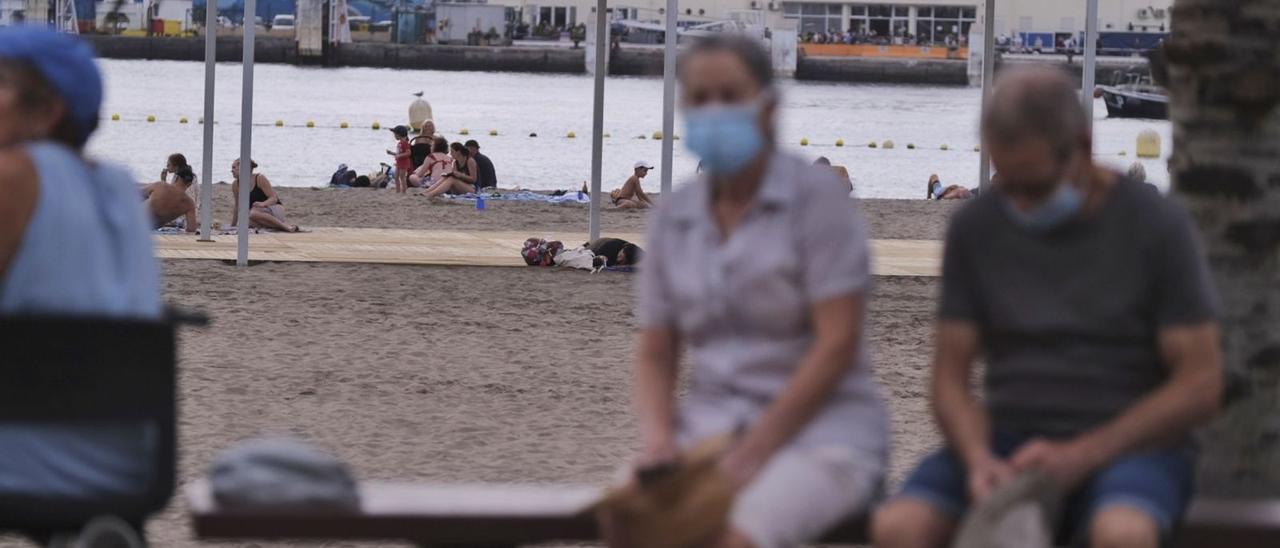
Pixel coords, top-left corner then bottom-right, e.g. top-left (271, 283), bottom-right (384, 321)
top-left (611, 35), bottom-right (888, 548)
top-left (0, 25), bottom-right (160, 519)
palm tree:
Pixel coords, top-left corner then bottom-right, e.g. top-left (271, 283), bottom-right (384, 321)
top-left (1161, 0), bottom-right (1280, 496)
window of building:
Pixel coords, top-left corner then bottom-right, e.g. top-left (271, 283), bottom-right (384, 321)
top-left (841, 3), bottom-right (910, 39)
top-left (916, 4), bottom-right (977, 44)
top-left (783, 2), bottom-right (844, 36)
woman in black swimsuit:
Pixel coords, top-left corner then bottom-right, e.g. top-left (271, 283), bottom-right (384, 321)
top-left (230, 159), bottom-right (300, 232)
top-left (421, 142), bottom-right (479, 199)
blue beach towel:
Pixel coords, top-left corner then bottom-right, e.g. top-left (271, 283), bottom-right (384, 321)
top-left (445, 190), bottom-right (591, 204)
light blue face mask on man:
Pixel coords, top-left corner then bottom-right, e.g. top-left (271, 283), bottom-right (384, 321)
top-left (1004, 181), bottom-right (1085, 232)
top-left (683, 99), bottom-right (766, 176)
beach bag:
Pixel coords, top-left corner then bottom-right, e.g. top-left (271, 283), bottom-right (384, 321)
top-left (521, 238), bottom-right (564, 266)
top-left (553, 247), bottom-right (600, 271)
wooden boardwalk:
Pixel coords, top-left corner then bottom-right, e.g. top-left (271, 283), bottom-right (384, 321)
top-left (154, 227), bottom-right (942, 277)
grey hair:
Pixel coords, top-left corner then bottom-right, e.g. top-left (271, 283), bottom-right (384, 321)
top-left (1126, 162), bottom-right (1147, 182)
top-left (677, 34), bottom-right (774, 89)
top-left (982, 67), bottom-right (1088, 161)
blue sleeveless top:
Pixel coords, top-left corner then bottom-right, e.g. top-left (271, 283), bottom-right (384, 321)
top-left (0, 142), bottom-right (160, 316)
top-left (0, 142), bottom-right (159, 498)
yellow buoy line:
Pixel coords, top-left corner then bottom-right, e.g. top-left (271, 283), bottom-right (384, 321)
top-left (103, 115), bottom-right (1162, 156)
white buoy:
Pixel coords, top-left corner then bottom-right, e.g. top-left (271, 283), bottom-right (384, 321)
top-left (409, 95), bottom-right (433, 131)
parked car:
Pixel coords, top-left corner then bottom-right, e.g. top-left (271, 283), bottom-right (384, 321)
top-left (271, 14), bottom-right (295, 30)
top-left (371, 20), bottom-right (392, 32)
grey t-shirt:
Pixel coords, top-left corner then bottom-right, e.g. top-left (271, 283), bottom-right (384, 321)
top-left (940, 178), bottom-right (1218, 437)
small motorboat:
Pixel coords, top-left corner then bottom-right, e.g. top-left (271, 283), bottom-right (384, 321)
top-left (1095, 73), bottom-right (1167, 120)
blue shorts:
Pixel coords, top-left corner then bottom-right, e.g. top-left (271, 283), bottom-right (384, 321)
top-left (896, 431), bottom-right (1194, 546)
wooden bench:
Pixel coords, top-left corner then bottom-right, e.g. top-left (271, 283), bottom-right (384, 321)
top-left (188, 481), bottom-right (1279, 547)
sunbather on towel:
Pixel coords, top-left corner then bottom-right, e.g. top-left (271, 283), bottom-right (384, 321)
top-left (610, 161), bottom-right (656, 209)
top-left (143, 165), bottom-right (197, 231)
top-left (927, 174), bottom-right (974, 200)
top-left (585, 237), bottom-right (643, 267)
top-left (409, 136), bottom-right (453, 189)
top-left (230, 159), bottom-right (301, 232)
top-left (421, 142), bottom-right (478, 199)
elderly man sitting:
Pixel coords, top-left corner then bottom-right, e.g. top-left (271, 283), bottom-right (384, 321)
top-left (872, 67), bottom-right (1223, 548)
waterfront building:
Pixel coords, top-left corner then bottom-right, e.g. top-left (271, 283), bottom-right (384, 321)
top-left (487, 0), bottom-right (1170, 46)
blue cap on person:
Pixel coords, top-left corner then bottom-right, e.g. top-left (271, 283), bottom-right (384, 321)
top-left (0, 26), bottom-right (103, 143)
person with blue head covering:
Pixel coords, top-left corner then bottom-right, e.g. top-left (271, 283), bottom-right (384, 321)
top-left (0, 25), bottom-right (162, 536)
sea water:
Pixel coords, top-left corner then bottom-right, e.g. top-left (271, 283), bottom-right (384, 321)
top-left (92, 59), bottom-right (1172, 199)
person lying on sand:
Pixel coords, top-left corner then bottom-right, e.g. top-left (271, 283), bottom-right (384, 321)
top-left (609, 161), bottom-right (656, 209)
top-left (142, 165), bottom-right (197, 231)
top-left (927, 174), bottom-right (974, 200)
top-left (585, 237), bottom-right (643, 267)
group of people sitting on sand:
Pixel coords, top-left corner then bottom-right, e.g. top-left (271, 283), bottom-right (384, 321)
top-left (388, 120), bottom-right (498, 198)
top-left (144, 153), bottom-right (300, 233)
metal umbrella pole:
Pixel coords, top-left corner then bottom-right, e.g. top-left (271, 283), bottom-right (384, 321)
top-left (236, 0), bottom-right (257, 266)
top-left (1081, 0), bottom-right (1099, 128)
top-left (588, 0), bottom-right (606, 242)
top-left (978, 0), bottom-right (995, 190)
top-left (198, 0), bottom-right (217, 242)
top-left (659, 0), bottom-right (677, 196)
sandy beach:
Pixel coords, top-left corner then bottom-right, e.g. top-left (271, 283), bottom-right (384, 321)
top-left (64, 189), bottom-right (964, 547)
top-left (193, 183), bottom-right (962, 240)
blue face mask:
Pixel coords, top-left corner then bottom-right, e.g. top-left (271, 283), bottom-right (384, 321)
top-left (930, 180), bottom-right (944, 199)
top-left (1004, 182), bottom-right (1084, 232)
top-left (683, 100), bottom-right (766, 176)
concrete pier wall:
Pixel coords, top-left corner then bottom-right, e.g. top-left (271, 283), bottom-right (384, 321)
top-left (797, 56), bottom-right (969, 85)
top-left (85, 36), bottom-right (583, 74)
top-left (83, 36), bottom-right (1149, 87)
